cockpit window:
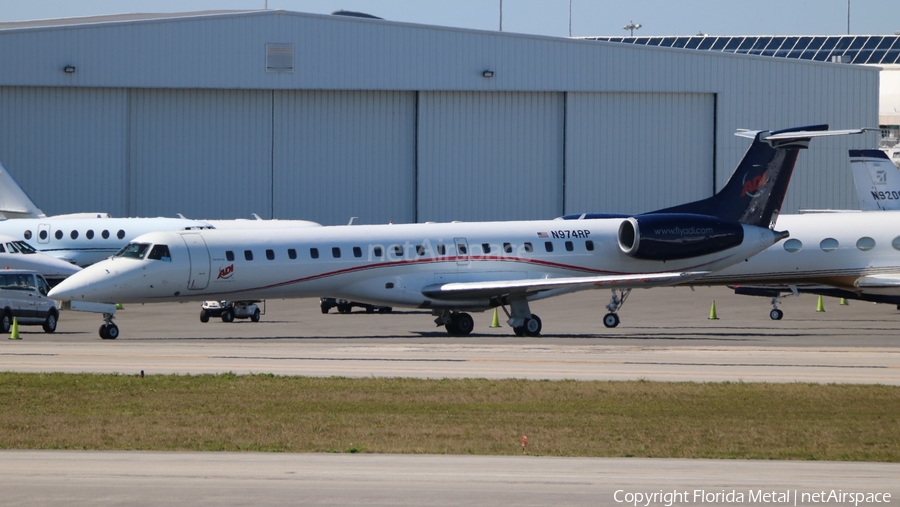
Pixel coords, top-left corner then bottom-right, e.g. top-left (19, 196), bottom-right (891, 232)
top-left (5, 242), bottom-right (18, 253)
top-left (9, 241), bottom-right (36, 254)
top-left (115, 242), bottom-right (151, 259)
top-left (147, 244), bottom-right (172, 262)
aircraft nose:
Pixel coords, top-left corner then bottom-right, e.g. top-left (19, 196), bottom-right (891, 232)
top-left (49, 269), bottom-right (101, 301)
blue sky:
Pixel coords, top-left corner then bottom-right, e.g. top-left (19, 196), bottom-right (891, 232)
top-left (1, 0), bottom-right (896, 37)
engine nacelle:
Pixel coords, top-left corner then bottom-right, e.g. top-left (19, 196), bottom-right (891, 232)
top-left (618, 214), bottom-right (745, 261)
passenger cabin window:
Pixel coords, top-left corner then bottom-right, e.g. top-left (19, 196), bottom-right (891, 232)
top-left (102, 230), bottom-right (110, 239)
top-left (482, 243), bottom-right (491, 254)
top-left (416, 245), bottom-right (425, 256)
top-left (288, 248), bottom-right (297, 260)
top-left (437, 244), bottom-right (446, 256)
top-left (565, 241), bottom-right (574, 252)
top-left (353, 246), bottom-right (362, 258)
top-left (266, 249), bottom-right (275, 260)
top-left (117, 230), bottom-right (126, 240)
top-left (523, 242), bottom-right (533, 253)
top-left (55, 230), bottom-right (63, 240)
top-left (783, 239), bottom-right (803, 253)
top-left (226, 251), bottom-right (235, 261)
top-left (856, 237), bottom-right (876, 251)
top-left (457, 243), bottom-right (467, 255)
top-left (244, 250), bottom-right (253, 261)
top-left (372, 246), bottom-right (383, 258)
top-left (586, 240), bottom-right (594, 251)
top-left (332, 247), bottom-right (341, 258)
top-left (116, 242), bottom-right (151, 259)
top-left (393, 245), bottom-right (403, 257)
top-left (147, 244), bottom-right (171, 262)
top-left (23, 230), bottom-right (31, 240)
top-left (504, 242), bottom-right (513, 254)
top-left (86, 230), bottom-right (94, 240)
top-left (70, 230), bottom-right (78, 240)
top-left (544, 241), bottom-right (553, 252)
top-left (310, 248), bottom-right (319, 259)
top-left (39, 230), bottom-right (47, 240)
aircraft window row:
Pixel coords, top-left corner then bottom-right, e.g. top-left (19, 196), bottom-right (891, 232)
top-left (218, 239), bottom-right (599, 264)
top-left (24, 229), bottom-right (125, 241)
top-left (783, 236), bottom-right (880, 253)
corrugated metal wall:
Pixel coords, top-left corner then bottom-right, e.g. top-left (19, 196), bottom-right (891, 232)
top-left (0, 11), bottom-right (881, 220)
top-left (565, 92), bottom-right (714, 215)
top-left (0, 87), bottom-right (126, 213)
top-left (127, 89), bottom-right (273, 219)
top-left (417, 92), bottom-right (564, 222)
top-left (272, 91), bottom-right (416, 225)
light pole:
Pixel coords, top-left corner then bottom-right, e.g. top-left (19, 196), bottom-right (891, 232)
top-left (623, 21), bottom-right (642, 36)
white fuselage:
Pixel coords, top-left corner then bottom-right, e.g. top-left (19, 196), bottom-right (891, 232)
top-left (0, 217), bottom-right (322, 268)
top-left (695, 211), bottom-right (900, 294)
top-left (0, 217), bottom-right (215, 267)
top-left (49, 219), bottom-right (779, 308)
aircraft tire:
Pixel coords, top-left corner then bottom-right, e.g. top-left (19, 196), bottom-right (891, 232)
top-left (454, 313), bottom-right (474, 335)
top-left (513, 326), bottom-right (525, 337)
top-left (251, 308), bottom-right (261, 322)
top-left (445, 320), bottom-right (460, 335)
top-left (99, 324), bottom-right (109, 339)
top-left (770, 309), bottom-right (784, 320)
top-left (603, 313), bottom-right (620, 328)
top-left (106, 324), bottom-right (119, 339)
top-left (524, 314), bottom-right (542, 336)
top-left (200, 310), bottom-right (210, 323)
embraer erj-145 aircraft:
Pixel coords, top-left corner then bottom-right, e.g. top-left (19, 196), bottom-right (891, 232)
top-left (50, 125), bottom-right (867, 339)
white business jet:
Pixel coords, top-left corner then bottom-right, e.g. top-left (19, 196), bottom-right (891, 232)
top-left (50, 125), bottom-right (861, 339)
top-left (692, 149), bottom-right (900, 319)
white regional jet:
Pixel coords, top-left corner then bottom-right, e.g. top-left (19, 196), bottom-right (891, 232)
top-left (49, 125), bottom-right (864, 339)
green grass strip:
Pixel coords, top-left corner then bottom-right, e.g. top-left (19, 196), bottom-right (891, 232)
top-left (1, 373), bottom-right (898, 461)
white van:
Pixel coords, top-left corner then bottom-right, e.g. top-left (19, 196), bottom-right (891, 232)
top-left (0, 270), bottom-right (59, 333)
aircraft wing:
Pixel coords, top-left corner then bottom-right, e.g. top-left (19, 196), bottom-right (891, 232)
top-left (422, 271), bottom-right (709, 301)
top-left (854, 274), bottom-right (900, 289)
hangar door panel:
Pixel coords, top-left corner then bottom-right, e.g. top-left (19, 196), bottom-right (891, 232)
top-left (418, 92), bottom-right (564, 222)
top-left (128, 89), bottom-right (273, 219)
top-left (272, 91), bottom-right (416, 226)
top-left (565, 93), bottom-right (714, 215)
top-left (0, 87), bottom-right (127, 216)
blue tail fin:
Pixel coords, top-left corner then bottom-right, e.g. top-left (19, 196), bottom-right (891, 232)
top-left (649, 125), bottom-right (837, 228)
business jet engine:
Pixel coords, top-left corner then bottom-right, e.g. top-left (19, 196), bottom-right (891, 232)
top-left (617, 214), bottom-right (745, 261)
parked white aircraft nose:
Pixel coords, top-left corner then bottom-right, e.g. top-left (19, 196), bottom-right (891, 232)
top-left (48, 260), bottom-right (124, 302)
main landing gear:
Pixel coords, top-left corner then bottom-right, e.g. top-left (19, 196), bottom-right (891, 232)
top-left (434, 311), bottom-right (475, 336)
top-left (769, 296), bottom-right (785, 320)
top-left (496, 298), bottom-right (542, 337)
top-left (602, 288), bottom-right (631, 328)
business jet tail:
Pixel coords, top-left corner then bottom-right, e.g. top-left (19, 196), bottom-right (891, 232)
top-left (0, 161), bottom-right (46, 219)
top-left (849, 149), bottom-right (900, 211)
top-left (653, 125), bottom-right (875, 228)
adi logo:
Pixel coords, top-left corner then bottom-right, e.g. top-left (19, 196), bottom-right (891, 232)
top-left (217, 264), bottom-right (234, 280)
top-left (741, 172), bottom-right (767, 197)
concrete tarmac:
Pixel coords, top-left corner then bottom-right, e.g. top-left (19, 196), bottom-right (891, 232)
top-left (1, 451), bottom-right (897, 507)
top-left (2, 287), bottom-right (899, 383)
top-left (3, 287), bottom-right (899, 506)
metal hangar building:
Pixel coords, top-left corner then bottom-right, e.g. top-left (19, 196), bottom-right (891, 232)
top-left (0, 10), bottom-right (879, 225)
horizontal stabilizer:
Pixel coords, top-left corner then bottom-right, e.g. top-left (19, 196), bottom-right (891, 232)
top-left (735, 127), bottom-right (878, 142)
top-left (422, 271), bottom-right (709, 301)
